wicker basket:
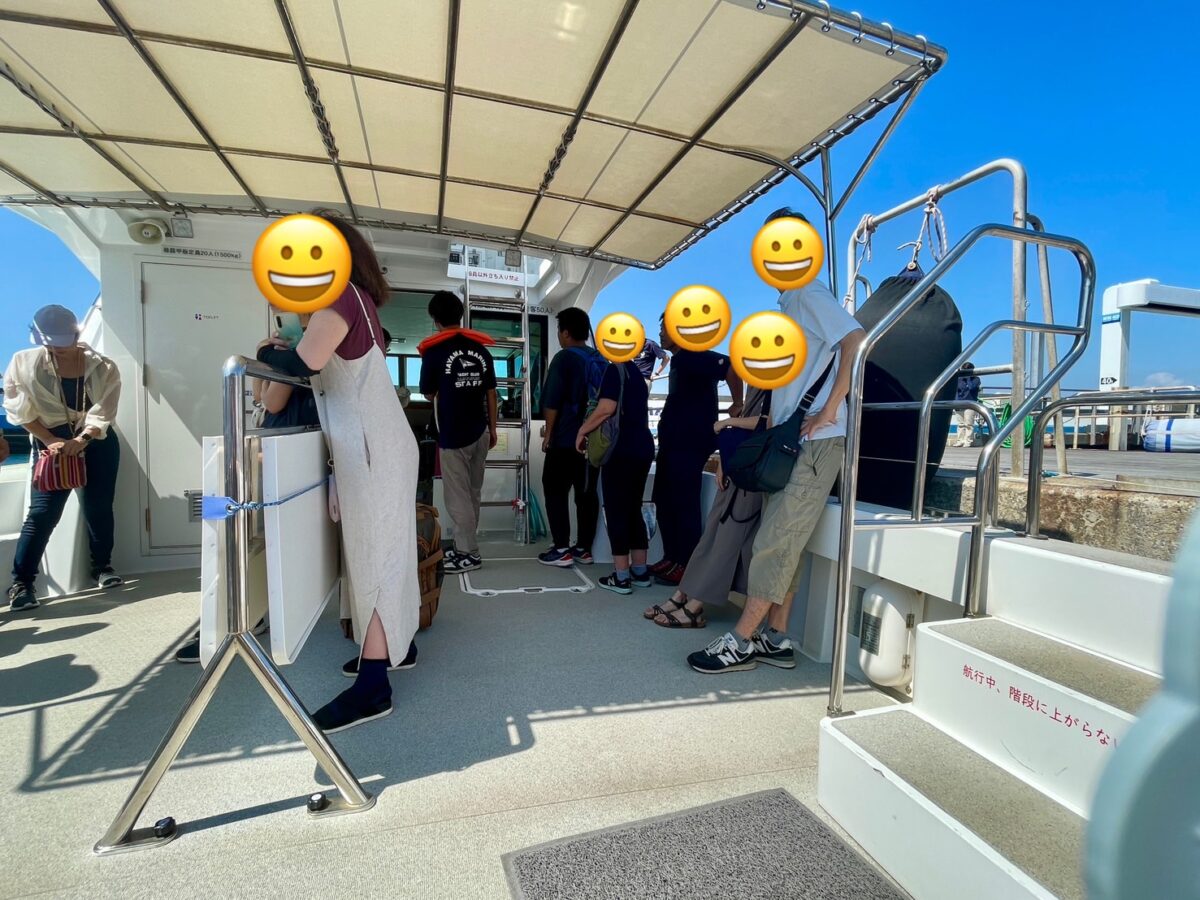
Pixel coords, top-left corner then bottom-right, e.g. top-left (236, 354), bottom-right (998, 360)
top-left (416, 503), bottom-right (444, 630)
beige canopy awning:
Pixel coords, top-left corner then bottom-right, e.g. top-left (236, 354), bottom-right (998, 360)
top-left (0, 0), bottom-right (945, 269)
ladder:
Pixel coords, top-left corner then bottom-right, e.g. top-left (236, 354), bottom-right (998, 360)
top-left (463, 271), bottom-right (532, 544)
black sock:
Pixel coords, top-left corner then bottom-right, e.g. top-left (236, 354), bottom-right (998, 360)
top-left (352, 658), bottom-right (391, 702)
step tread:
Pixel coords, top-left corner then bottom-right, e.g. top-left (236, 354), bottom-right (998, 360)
top-left (833, 708), bottom-right (1084, 900)
top-left (929, 618), bottom-right (1159, 715)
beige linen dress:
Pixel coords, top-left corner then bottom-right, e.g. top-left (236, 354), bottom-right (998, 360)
top-left (315, 283), bottom-right (420, 666)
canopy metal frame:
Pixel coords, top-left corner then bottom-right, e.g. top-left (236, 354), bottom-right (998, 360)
top-left (0, 1), bottom-right (945, 272)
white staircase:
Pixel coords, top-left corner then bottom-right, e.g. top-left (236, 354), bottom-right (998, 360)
top-left (818, 537), bottom-right (1167, 900)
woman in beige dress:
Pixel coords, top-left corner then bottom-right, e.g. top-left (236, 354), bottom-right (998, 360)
top-left (257, 215), bottom-right (419, 733)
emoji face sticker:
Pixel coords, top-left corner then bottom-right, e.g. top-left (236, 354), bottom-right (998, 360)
top-left (252, 214), bottom-right (351, 313)
top-left (596, 312), bottom-right (645, 364)
top-left (751, 217), bottom-right (825, 291)
top-left (729, 312), bottom-right (807, 390)
top-left (663, 286), bottom-right (731, 352)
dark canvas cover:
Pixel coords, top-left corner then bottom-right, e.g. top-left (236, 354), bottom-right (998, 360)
top-left (853, 275), bottom-right (963, 510)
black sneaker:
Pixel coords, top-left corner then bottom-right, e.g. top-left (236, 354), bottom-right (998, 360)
top-left (572, 547), bottom-right (594, 565)
top-left (598, 573), bottom-right (632, 595)
top-left (94, 567), bottom-right (123, 589)
top-left (444, 550), bottom-right (481, 573)
top-left (7, 581), bottom-right (38, 611)
top-left (312, 688), bottom-right (392, 734)
top-left (688, 632), bottom-right (758, 674)
top-left (342, 640), bottom-right (418, 677)
top-left (750, 629), bottom-right (796, 669)
top-left (538, 547), bottom-right (574, 567)
top-left (175, 633), bottom-right (201, 663)
top-left (630, 570), bottom-right (652, 588)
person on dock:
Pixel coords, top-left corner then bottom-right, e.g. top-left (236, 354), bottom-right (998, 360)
top-left (954, 362), bottom-right (982, 447)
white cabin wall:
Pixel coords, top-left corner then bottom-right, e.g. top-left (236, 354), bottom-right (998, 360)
top-left (21, 208), bottom-right (620, 577)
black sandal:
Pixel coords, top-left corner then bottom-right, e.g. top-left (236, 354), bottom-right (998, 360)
top-left (654, 602), bottom-right (707, 629)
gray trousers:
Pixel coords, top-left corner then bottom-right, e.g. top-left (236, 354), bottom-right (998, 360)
top-left (440, 430), bottom-right (489, 553)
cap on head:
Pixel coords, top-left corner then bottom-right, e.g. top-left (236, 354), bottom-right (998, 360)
top-left (962, 361), bottom-right (975, 372)
top-left (30, 304), bottom-right (80, 348)
top-left (764, 206), bottom-right (810, 226)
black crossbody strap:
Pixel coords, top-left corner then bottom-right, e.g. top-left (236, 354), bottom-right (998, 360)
top-left (787, 358), bottom-right (836, 425)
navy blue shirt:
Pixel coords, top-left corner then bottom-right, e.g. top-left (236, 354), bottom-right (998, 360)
top-left (632, 339), bottom-right (668, 379)
top-left (658, 349), bottom-right (729, 451)
top-left (956, 375), bottom-right (981, 402)
top-left (599, 361), bottom-right (654, 461)
top-left (419, 334), bottom-right (496, 449)
top-left (542, 347), bottom-right (590, 449)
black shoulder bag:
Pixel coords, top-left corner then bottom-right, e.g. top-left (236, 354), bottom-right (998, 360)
top-left (725, 360), bottom-right (835, 494)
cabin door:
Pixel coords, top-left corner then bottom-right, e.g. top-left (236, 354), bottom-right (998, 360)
top-left (141, 262), bottom-right (266, 553)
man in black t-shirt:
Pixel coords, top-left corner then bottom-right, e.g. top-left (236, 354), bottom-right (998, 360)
top-left (418, 291), bottom-right (497, 573)
top-left (537, 307), bottom-right (600, 567)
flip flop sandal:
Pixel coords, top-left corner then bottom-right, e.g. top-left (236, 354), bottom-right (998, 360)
top-left (654, 604), bottom-right (707, 629)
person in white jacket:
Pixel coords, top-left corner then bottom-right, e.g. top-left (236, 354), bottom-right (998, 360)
top-left (3, 305), bottom-right (122, 610)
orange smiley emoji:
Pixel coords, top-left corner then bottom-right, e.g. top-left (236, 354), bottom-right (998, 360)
top-left (595, 312), bottom-right (645, 364)
top-left (729, 312), bottom-right (807, 390)
top-left (252, 214), bottom-right (351, 313)
top-left (663, 286), bottom-right (731, 352)
top-left (751, 216), bottom-right (825, 291)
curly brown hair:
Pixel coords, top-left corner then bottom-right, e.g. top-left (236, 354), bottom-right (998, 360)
top-left (308, 209), bottom-right (389, 307)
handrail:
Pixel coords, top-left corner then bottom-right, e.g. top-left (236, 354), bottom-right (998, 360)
top-left (95, 356), bottom-right (375, 855)
top-left (828, 222), bottom-right (1096, 716)
top-left (1025, 389), bottom-right (1200, 537)
top-left (844, 159), bottom-right (1029, 476)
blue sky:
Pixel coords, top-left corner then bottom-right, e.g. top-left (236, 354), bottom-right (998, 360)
top-left (1, 0), bottom-right (1196, 390)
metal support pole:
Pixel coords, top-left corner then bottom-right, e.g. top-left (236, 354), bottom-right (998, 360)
top-left (1029, 214), bottom-right (1068, 475)
top-left (820, 147), bottom-right (839, 298)
top-left (95, 356), bottom-right (375, 855)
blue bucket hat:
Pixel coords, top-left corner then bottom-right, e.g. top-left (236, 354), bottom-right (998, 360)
top-left (30, 304), bottom-right (80, 348)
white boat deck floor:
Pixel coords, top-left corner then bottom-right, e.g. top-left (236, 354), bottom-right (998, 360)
top-left (0, 543), bottom-right (894, 899)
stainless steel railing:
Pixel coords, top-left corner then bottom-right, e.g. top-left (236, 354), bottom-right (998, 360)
top-left (827, 223), bottom-right (1097, 716)
top-left (95, 356), bottom-right (374, 856)
top-left (1024, 389), bottom-right (1200, 538)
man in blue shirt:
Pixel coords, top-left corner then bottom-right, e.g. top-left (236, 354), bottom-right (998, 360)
top-left (650, 314), bottom-right (743, 586)
top-left (633, 338), bottom-right (670, 387)
top-left (538, 308), bottom-right (600, 567)
top-left (687, 208), bottom-right (866, 675)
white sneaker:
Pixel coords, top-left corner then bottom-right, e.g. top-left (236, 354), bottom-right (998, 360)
top-left (95, 568), bottom-right (123, 589)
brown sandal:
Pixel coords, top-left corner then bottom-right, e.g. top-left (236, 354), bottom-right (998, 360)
top-left (643, 597), bottom-right (684, 620)
top-left (654, 602), bottom-right (707, 629)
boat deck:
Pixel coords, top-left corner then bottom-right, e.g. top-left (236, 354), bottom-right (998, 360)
top-left (0, 539), bottom-right (893, 899)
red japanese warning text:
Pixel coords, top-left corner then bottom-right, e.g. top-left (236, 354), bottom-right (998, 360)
top-left (961, 665), bottom-right (1117, 749)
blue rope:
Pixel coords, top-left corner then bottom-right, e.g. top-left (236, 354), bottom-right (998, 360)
top-left (201, 476), bottom-right (328, 521)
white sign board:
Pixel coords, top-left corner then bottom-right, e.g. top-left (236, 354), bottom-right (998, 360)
top-left (446, 262), bottom-right (530, 287)
top-left (199, 431), bottom-right (339, 666)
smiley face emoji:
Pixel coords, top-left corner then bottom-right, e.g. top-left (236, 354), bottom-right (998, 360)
top-left (729, 312), bottom-right (808, 390)
top-left (252, 214), bottom-right (352, 313)
top-left (751, 216), bottom-right (825, 291)
top-left (663, 286), bottom-right (731, 352)
top-left (596, 312), bottom-right (645, 364)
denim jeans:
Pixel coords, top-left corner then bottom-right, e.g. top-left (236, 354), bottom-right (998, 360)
top-left (12, 424), bottom-right (121, 586)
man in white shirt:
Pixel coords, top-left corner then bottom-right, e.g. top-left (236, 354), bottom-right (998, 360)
top-left (689, 208), bottom-right (866, 674)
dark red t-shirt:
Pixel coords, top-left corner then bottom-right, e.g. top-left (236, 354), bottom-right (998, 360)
top-left (328, 283), bottom-right (384, 360)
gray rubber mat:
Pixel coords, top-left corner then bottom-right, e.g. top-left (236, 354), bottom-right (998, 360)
top-left (503, 789), bottom-right (904, 900)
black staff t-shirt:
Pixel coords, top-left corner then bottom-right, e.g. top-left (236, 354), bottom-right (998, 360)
top-left (419, 334), bottom-right (496, 449)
